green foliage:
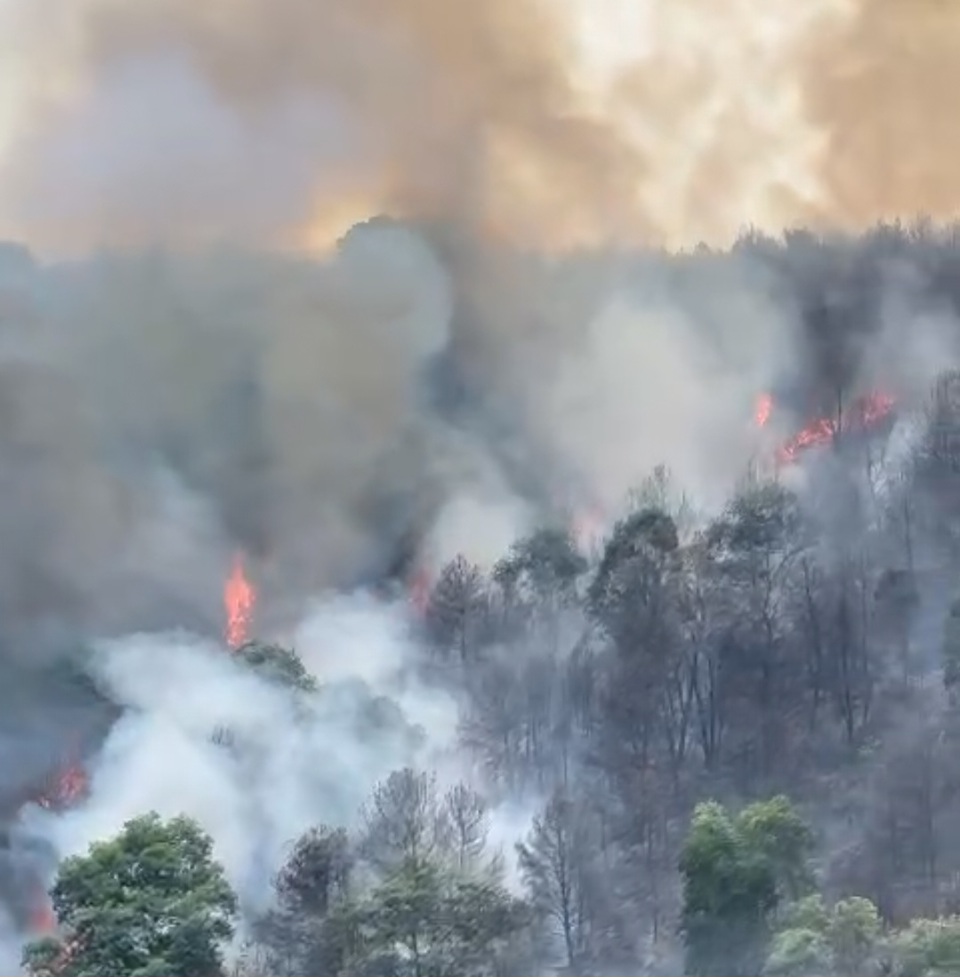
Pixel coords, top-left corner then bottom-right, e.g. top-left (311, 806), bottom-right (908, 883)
top-left (765, 894), bottom-right (883, 976)
top-left (890, 915), bottom-right (960, 977)
top-left (736, 795), bottom-right (814, 901)
top-left (829, 896), bottom-right (883, 974)
top-left (764, 926), bottom-right (832, 976)
top-left (235, 641), bottom-right (317, 692)
top-left (779, 893), bottom-right (830, 933)
top-left (24, 812), bottom-right (237, 977)
top-left (350, 856), bottom-right (528, 977)
top-left (252, 770), bottom-right (528, 977)
top-left (680, 797), bottom-right (813, 976)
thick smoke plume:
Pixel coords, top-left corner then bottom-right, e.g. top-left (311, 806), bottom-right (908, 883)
top-left (3, 0), bottom-right (960, 251)
top-left (22, 597), bottom-right (461, 916)
top-left (0, 0), bottom-right (958, 971)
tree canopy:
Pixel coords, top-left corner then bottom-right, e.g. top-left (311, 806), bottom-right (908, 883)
top-left (680, 796), bottom-right (813, 976)
top-left (24, 813), bottom-right (237, 977)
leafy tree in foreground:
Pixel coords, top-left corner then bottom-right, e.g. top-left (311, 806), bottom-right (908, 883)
top-left (349, 856), bottom-right (530, 977)
top-left (679, 796), bottom-right (813, 977)
top-left (24, 813), bottom-right (238, 977)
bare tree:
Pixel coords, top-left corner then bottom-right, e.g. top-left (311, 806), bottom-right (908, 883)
top-left (517, 790), bottom-right (601, 972)
top-left (442, 782), bottom-right (489, 873)
top-left (360, 768), bottom-right (445, 873)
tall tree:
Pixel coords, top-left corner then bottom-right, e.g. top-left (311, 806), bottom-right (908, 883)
top-left (517, 790), bottom-right (604, 972)
top-left (424, 556), bottom-right (489, 663)
top-left (253, 826), bottom-right (355, 976)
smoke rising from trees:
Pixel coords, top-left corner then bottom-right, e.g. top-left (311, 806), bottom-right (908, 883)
top-left (0, 2), bottom-right (959, 974)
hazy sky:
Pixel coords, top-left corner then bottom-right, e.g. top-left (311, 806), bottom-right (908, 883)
top-left (0, 0), bottom-right (957, 254)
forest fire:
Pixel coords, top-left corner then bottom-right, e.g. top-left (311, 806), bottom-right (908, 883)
top-left (757, 391), bottom-right (896, 465)
top-left (224, 554), bottom-right (256, 649)
top-left (36, 764), bottom-right (88, 812)
top-left (25, 758), bottom-right (90, 935)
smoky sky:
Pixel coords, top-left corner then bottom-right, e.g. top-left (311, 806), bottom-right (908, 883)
top-left (3, 0), bottom-right (960, 252)
top-left (0, 2), bottom-right (952, 696)
top-left (0, 4), bottom-right (957, 964)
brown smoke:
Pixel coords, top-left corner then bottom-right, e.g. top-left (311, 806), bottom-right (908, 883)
top-left (0, 0), bottom-right (647, 253)
top-left (2, 0), bottom-right (959, 252)
top-left (805, 0), bottom-right (960, 228)
top-left (0, 0), bottom-right (954, 640)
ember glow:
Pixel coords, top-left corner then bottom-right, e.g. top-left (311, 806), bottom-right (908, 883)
top-left (224, 553), bottom-right (256, 649)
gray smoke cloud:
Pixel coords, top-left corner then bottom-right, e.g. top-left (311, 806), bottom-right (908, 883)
top-left (0, 0), bottom-right (957, 970)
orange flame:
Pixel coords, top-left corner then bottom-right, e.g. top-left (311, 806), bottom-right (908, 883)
top-left (224, 553), bottom-right (256, 649)
top-left (766, 391), bottom-right (896, 465)
top-left (22, 748), bottom-right (88, 936)
top-left (37, 752), bottom-right (89, 812)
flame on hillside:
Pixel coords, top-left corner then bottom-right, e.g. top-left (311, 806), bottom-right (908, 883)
top-left (756, 391), bottom-right (896, 465)
top-left (777, 392), bottom-right (895, 464)
top-left (224, 553), bottom-right (256, 649)
top-left (36, 763), bottom-right (88, 811)
top-left (27, 753), bottom-right (90, 935)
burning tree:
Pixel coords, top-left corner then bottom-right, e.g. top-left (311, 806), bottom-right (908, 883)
top-left (25, 750), bottom-right (91, 938)
top-left (224, 553), bottom-right (256, 649)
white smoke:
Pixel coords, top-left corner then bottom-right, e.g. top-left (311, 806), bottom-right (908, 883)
top-left (20, 595), bottom-right (462, 926)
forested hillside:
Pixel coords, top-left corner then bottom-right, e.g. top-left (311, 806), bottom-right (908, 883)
top-left (10, 222), bottom-right (960, 977)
